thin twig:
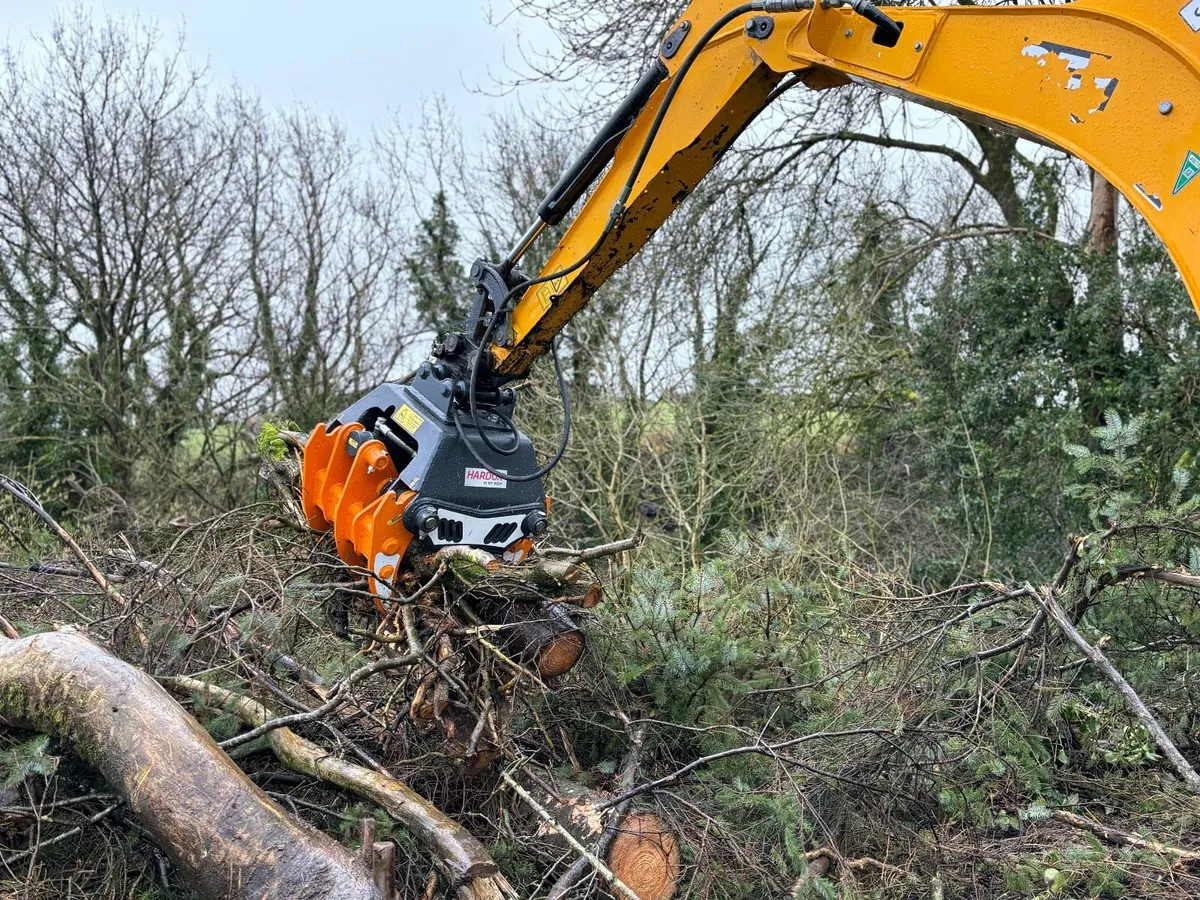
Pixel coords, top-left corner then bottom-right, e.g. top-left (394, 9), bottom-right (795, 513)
top-left (0, 476), bottom-right (127, 608)
top-left (0, 802), bottom-right (123, 865)
top-left (600, 727), bottom-right (900, 809)
top-left (1051, 809), bottom-right (1200, 861)
top-left (211, 654), bottom-right (419, 750)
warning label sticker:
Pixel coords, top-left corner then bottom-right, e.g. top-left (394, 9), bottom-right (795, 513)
top-left (394, 404), bottom-right (424, 436)
top-left (1174, 150), bottom-right (1200, 196)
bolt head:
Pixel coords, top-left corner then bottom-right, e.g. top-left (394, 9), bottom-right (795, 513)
top-left (1160, 101), bottom-right (1174, 116)
top-left (914, 42), bottom-right (924, 52)
top-left (844, 28), bottom-right (853, 38)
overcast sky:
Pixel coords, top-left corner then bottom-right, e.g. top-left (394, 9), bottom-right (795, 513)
top-left (0, 0), bottom-right (555, 142)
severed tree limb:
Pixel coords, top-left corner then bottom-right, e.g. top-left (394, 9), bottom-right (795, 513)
top-left (0, 630), bottom-right (379, 900)
top-left (1050, 810), bottom-right (1200, 861)
top-left (1037, 587), bottom-right (1200, 795)
top-left (170, 677), bottom-right (517, 900)
top-left (435, 545), bottom-right (502, 577)
top-left (1114, 564), bottom-right (1200, 591)
top-left (218, 653), bottom-right (420, 750)
top-left (539, 534), bottom-right (642, 563)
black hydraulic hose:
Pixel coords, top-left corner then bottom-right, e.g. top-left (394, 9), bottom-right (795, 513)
top-left (841, 0), bottom-right (903, 46)
top-left (455, 337), bottom-right (571, 483)
top-left (463, 0), bottom-right (816, 479)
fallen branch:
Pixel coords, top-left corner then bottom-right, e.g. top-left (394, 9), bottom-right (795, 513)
top-left (0, 559), bottom-right (127, 583)
top-left (170, 676), bottom-right (516, 900)
top-left (540, 534), bottom-right (642, 563)
top-left (1037, 587), bottom-right (1200, 795)
top-left (1116, 564), bottom-right (1200, 591)
top-left (0, 630), bottom-right (378, 899)
top-left (601, 727), bottom-right (899, 810)
top-left (0, 476), bottom-right (129, 610)
top-left (219, 652), bottom-right (419, 750)
top-left (1050, 809), bottom-right (1200, 862)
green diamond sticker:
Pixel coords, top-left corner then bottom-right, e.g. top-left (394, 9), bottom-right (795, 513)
top-left (1174, 150), bottom-right (1200, 196)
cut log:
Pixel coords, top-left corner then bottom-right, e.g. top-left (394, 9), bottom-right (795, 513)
top-left (497, 602), bottom-right (585, 678)
top-left (606, 812), bottom-right (681, 900)
top-left (0, 630), bottom-right (379, 900)
top-left (531, 558), bottom-right (583, 587)
top-left (524, 773), bottom-right (681, 900)
top-left (553, 581), bottom-right (603, 610)
top-left (401, 544), bottom-right (599, 680)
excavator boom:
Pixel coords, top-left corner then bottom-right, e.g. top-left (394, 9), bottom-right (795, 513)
top-left (303, 0), bottom-right (1200, 598)
top-left (496, 0), bottom-right (1200, 377)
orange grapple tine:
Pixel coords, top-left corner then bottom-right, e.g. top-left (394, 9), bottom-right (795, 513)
top-left (332, 439), bottom-right (394, 567)
top-left (304, 425), bottom-right (421, 607)
top-left (312, 422), bottom-right (363, 541)
top-left (300, 422), bottom-right (337, 530)
top-left (352, 489), bottom-right (417, 612)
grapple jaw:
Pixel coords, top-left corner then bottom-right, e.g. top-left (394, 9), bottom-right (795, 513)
top-left (301, 371), bottom-right (547, 600)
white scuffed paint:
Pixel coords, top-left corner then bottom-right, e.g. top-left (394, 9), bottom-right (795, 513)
top-left (1067, 74), bottom-right (1083, 90)
top-left (1060, 50), bottom-right (1092, 70)
top-left (1135, 184), bottom-right (1164, 212)
top-left (1023, 42), bottom-right (1095, 72)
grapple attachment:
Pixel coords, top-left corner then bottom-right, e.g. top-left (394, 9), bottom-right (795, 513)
top-left (300, 368), bottom-right (550, 604)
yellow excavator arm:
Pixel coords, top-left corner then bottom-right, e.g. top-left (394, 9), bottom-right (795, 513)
top-left (496, 0), bottom-right (1200, 377)
top-left (303, 0), bottom-right (1200, 598)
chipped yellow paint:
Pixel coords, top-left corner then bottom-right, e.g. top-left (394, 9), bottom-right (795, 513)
top-left (494, 0), bottom-right (1200, 377)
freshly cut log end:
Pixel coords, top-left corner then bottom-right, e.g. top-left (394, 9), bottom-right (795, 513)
top-left (607, 813), bottom-right (681, 900)
top-left (578, 582), bottom-right (603, 609)
top-left (496, 601), bottom-right (587, 679)
top-left (523, 772), bottom-right (683, 900)
top-left (537, 630), bottom-right (585, 678)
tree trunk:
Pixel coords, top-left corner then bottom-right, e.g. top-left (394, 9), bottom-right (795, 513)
top-left (964, 124), bottom-right (1024, 228)
top-left (1086, 169), bottom-right (1120, 258)
top-left (0, 630), bottom-right (380, 900)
